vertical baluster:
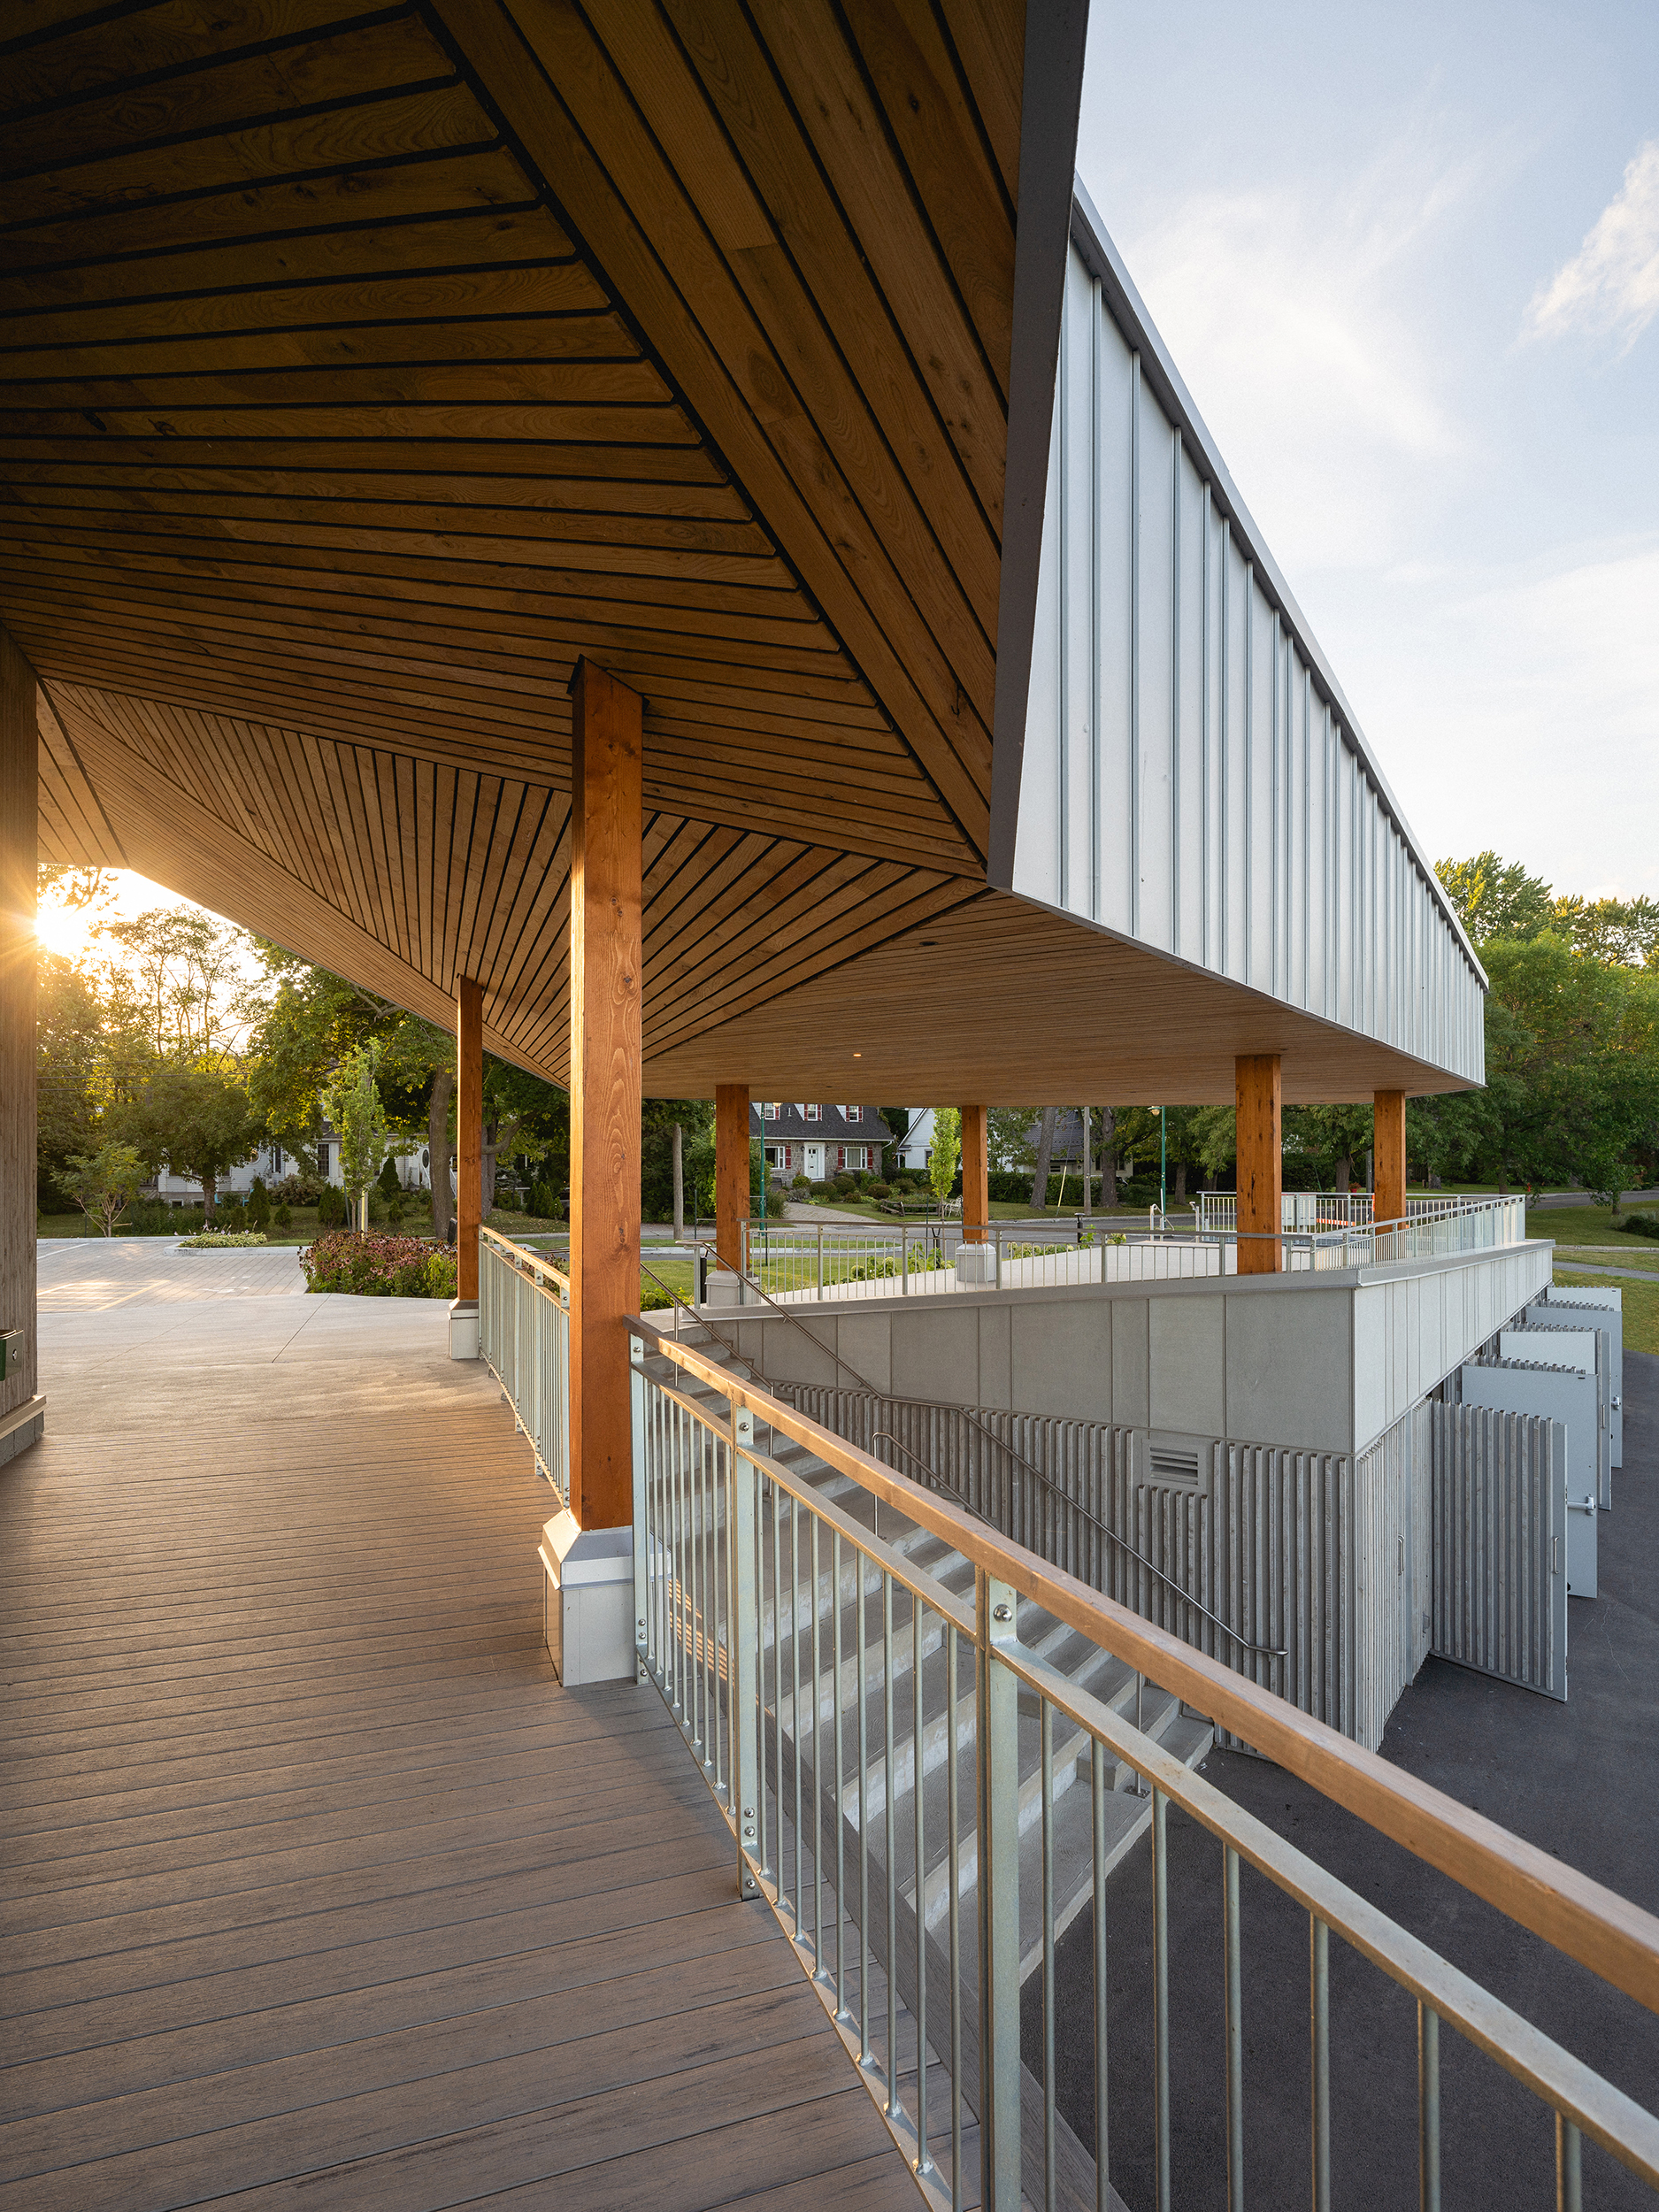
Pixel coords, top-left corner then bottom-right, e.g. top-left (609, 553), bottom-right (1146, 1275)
top-left (858, 1549), bottom-right (872, 2062)
top-left (1310, 1915), bottom-right (1330, 2212)
top-left (801, 1486), bottom-right (814, 1938)
top-left (834, 1528), bottom-right (848, 2019)
top-left (1042, 1699), bottom-right (1057, 2212)
top-left (811, 1511), bottom-right (825, 1977)
top-left (1154, 1788), bottom-right (1171, 2212)
top-left (766, 1470), bottom-right (780, 1881)
top-left (1225, 1843), bottom-right (1242, 2210)
top-left (948, 1618), bottom-right (964, 2212)
top-left (1417, 2001), bottom-right (1440, 2212)
top-left (1093, 1740), bottom-right (1110, 2212)
top-left (884, 1572), bottom-right (899, 2116)
top-left (913, 1594), bottom-right (930, 2175)
top-left (1555, 2114), bottom-right (1582, 2212)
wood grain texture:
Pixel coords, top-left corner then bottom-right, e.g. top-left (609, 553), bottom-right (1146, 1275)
top-left (0, 1278), bottom-right (918, 2206)
top-left (568, 660), bottom-right (641, 1529)
top-left (960, 1104), bottom-right (989, 1238)
top-left (457, 977), bottom-right (483, 1302)
top-left (0, 628), bottom-right (37, 1432)
top-left (1235, 1054), bottom-right (1282, 1276)
top-left (716, 1083), bottom-right (750, 1273)
top-left (1373, 1090), bottom-right (1407, 1230)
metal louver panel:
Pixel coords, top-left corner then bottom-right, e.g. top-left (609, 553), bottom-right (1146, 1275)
top-left (1431, 1403), bottom-right (1566, 1699)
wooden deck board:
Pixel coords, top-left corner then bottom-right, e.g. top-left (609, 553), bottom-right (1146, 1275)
top-left (1, 1276), bottom-right (921, 2209)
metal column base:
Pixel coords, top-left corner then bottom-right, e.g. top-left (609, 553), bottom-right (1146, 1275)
top-left (539, 1510), bottom-right (635, 1684)
top-left (448, 1297), bottom-right (479, 1360)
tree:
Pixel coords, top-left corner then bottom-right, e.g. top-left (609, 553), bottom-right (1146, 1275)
top-left (879, 1106), bottom-right (910, 1179)
top-left (54, 1142), bottom-right (145, 1237)
top-left (319, 1046), bottom-right (389, 1229)
top-left (1028, 1107), bottom-right (1057, 1210)
top-left (987, 1108), bottom-right (1039, 1172)
top-left (929, 1108), bottom-right (961, 1210)
top-left (108, 905), bottom-right (258, 1067)
top-left (1284, 1104), bottom-right (1375, 1192)
top-left (1435, 853), bottom-right (1554, 945)
top-left (643, 1099), bottom-right (711, 1223)
top-left (123, 1065), bottom-right (262, 1223)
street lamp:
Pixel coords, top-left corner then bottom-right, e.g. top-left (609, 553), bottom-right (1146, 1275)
top-left (1154, 1105), bottom-right (1166, 1225)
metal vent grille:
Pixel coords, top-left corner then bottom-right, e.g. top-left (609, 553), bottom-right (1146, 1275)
top-left (1148, 1446), bottom-right (1202, 1487)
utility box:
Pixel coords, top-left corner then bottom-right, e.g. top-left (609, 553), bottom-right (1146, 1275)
top-left (539, 1510), bottom-right (635, 1684)
top-left (956, 1241), bottom-right (996, 1286)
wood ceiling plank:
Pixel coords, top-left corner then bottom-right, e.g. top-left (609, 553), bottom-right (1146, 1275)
top-left (938, 0), bottom-right (1023, 211)
top-left (0, 262), bottom-right (610, 351)
top-left (5, 1), bottom-right (457, 123)
top-left (0, 434), bottom-right (728, 481)
top-left (5, 484), bottom-right (775, 564)
top-left (619, 0), bottom-right (1002, 634)
top-left (840, 0), bottom-right (1014, 396)
top-left (0, 84), bottom-right (498, 229)
top-left (439, 0), bottom-right (992, 859)
top-left (0, 208), bottom-right (580, 320)
top-left (0, 150), bottom-right (536, 270)
top-left (757, 0), bottom-right (1006, 532)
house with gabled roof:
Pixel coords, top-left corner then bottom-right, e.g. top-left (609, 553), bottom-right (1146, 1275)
top-left (751, 1103), bottom-right (893, 1183)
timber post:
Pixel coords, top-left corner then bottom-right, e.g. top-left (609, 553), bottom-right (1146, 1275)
top-left (1235, 1055), bottom-right (1283, 1275)
top-left (449, 976), bottom-right (484, 1357)
top-left (1374, 1091), bottom-right (1408, 1229)
top-left (716, 1086), bottom-right (750, 1279)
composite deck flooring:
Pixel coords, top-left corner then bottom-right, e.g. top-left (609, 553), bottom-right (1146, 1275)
top-left (2, 1258), bottom-right (919, 2210)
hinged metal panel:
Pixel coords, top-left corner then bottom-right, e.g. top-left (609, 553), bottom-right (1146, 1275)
top-left (1461, 1361), bottom-right (1595, 1601)
top-left (1431, 1402), bottom-right (1566, 1698)
top-left (1533, 1290), bottom-right (1623, 1467)
top-left (1503, 1325), bottom-right (1611, 1505)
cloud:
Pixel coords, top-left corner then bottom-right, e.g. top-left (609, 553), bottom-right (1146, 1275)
top-left (1526, 141), bottom-right (1659, 349)
top-left (1110, 134), bottom-right (1479, 572)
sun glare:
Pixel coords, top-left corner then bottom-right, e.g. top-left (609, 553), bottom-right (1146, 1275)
top-left (36, 906), bottom-right (92, 961)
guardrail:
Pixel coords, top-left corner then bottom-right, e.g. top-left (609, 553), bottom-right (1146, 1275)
top-left (479, 1225), bottom-right (571, 1502)
top-left (630, 1321), bottom-right (1659, 2212)
top-left (740, 1194), bottom-right (1529, 1305)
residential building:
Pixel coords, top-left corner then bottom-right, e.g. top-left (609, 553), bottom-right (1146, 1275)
top-left (753, 1103), bottom-right (892, 1181)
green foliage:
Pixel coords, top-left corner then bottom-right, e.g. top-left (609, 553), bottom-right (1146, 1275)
top-left (273, 1200), bottom-right (292, 1230)
top-left (376, 1152), bottom-right (403, 1199)
top-left (180, 1230), bottom-right (268, 1248)
top-left (317, 1182), bottom-right (349, 1229)
top-left (1438, 849), bottom-right (1659, 968)
top-left (119, 1064), bottom-right (262, 1222)
top-left (319, 1045), bottom-right (388, 1211)
top-left (928, 1106), bottom-right (961, 1208)
top-left (1620, 1212), bottom-right (1659, 1241)
top-left (301, 1229), bottom-right (452, 1296)
top-left (642, 1099), bottom-right (711, 1222)
top-left (53, 1142), bottom-right (145, 1236)
top-left (246, 1176), bottom-right (271, 1229)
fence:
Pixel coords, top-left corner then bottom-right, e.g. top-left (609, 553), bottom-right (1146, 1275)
top-left (630, 1322), bottom-right (1659, 2212)
top-left (738, 1194), bottom-right (1528, 1306)
top-left (479, 1225), bottom-right (571, 1501)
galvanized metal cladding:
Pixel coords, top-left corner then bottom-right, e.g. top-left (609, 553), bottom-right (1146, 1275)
top-left (1013, 210), bottom-right (1486, 1085)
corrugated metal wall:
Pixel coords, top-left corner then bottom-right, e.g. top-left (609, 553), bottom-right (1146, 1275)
top-left (1011, 204), bottom-right (1486, 1085)
top-left (1429, 1404), bottom-right (1566, 1700)
top-left (782, 1384), bottom-right (1433, 1753)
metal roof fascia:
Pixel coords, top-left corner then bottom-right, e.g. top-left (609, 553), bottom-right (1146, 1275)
top-left (987, 0), bottom-right (1092, 893)
top-left (1068, 177), bottom-right (1487, 991)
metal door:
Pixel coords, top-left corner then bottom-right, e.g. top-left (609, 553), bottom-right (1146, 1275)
top-left (1431, 1401), bottom-right (1567, 1699)
top-left (1504, 1324), bottom-right (1610, 1503)
top-left (1462, 1360), bottom-right (1595, 1599)
top-left (1534, 1290), bottom-right (1623, 1467)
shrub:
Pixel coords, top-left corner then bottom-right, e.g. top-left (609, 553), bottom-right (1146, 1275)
top-left (867, 1181), bottom-right (891, 1199)
top-left (272, 1171), bottom-right (321, 1206)
top-left (273, 1200), bottom-right (292, 1230)
top-left (530, 1179), bottom-right (563, 1220)
top-left (317, 1183), bottom-right (349, 1229)
top-left (833, 1174), bottom-right (856, 1195)
top-left (377, 1154), bottom-right (403, 1200)
top-left (1619, 1210), bottom-right (1659, 1240)
top-left (792, 1174), bottom-right (811, 1192)
top-left (247, 1176), bottom-right (271, 1229)
top-left (301, 1229), bottom-right (452, 1296)
top-left (216, 1194), bottom-right (247, 1230)
top-left (180, 1231), bottom-right (268, 1248)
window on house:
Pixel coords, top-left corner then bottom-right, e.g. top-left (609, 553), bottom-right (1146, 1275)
top-left (764, 1102), bottom-right (779, 1121)
top-left (847, 1106), bottom-right (861, 1123)
top-left (806, 1103), bottom-right (821, 1122)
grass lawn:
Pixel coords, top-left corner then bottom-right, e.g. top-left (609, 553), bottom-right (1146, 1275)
top-left (1525, 1202), bottom-right (1659, 1248)
top-left (1549, 1266), bottom-right (1659, 1355)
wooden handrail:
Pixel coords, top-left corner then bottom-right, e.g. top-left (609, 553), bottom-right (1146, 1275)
top-left (638, 1317), bottom-right (1659, 2021)
top-left (480, 1223), bottom-right (571, 1300)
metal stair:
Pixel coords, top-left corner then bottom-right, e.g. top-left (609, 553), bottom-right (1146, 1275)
top-left (637, 1319), bottom-right (1215, 1987)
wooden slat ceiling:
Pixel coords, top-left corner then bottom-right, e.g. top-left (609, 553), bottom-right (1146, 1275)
top-left (4, 0), bottom-right (1471, 1101)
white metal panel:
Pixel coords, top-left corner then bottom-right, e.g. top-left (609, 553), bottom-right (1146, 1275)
top-left (1538, 1288), bottom-right (1622, 1464)
top-left (1010, 202), bottom-right (1486, 1085)
top-left (1430, 1403), bottom-right (1566, 1698)
top-left (1461, 1362), bottom-right (1596, 1598)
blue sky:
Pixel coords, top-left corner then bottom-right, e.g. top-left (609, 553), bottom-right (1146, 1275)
top-left (1075, 0), bottom-right (1658, 902)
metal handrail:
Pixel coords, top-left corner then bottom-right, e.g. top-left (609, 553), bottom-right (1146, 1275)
top-left (697, 1250), bottom-right (1285, 1658)
top-left (637, 1258), bottom-right (748, 1371)
top-left (642, 1321), bottom-right (1659, 2027)
top-left (480, 1221), bottom-right (571, 1299)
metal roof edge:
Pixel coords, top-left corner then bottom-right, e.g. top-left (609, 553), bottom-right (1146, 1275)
top-left (1068, 177), bottom-right (1488, 993)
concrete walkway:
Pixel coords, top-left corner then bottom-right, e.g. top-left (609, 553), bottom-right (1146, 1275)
top-left (37, 1239), bottom-right (307, 1307)
top-left (1, 1279), bottom-right (918, 2209)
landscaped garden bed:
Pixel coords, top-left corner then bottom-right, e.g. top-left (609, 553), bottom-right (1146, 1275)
top-left (300, 1230), bottom-right (457, 1298)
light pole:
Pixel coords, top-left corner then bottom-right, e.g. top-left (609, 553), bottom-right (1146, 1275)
top-left (1156, 1105), bottom-right (1167, 1225)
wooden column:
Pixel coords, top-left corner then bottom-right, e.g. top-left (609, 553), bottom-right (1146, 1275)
top-left (961, 1105), bottom-right (989, 1238)
top-left (568, 659), bottom-right (642, 1532)
top-left (0, 627), bottom-right (38, 1460)
top-left (1235, 1055), bottom-right (1282, 1275)
top-left (1374, 1090), bottom-right (1408, 1228)
top-left (715, 1085), bottom-right (750, 1273)
top-left (455, 978), bottom-right (483, 1302)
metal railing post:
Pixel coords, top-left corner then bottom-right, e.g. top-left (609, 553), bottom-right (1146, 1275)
top-left (630, 1333), bottom-right (647, 1679)
top-left (817, 1223), bottom-right (825, 1301)
top-left (978, 1568), bottom-right (1022, 2210)
top-left (730, 1402), bottom-right (762, 1901)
